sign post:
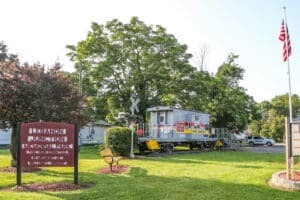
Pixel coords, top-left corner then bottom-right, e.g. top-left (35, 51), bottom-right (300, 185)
top-left (130, 93), bottom-right (139, 159)
top-left (285, 118), bottom-right (300, 180)
top-left (16, 123), bottom-right (21, 186)
top-left (17, 122), bottom-right (77, 185)
top-left (74, 124), bottom-right (79, 185)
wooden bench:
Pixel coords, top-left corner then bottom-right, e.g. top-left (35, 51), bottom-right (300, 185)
top-left (99, 148), bottom-right (122, 172)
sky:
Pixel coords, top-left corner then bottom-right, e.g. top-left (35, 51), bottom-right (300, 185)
top-left (0, 0), bottom-right (299, 103)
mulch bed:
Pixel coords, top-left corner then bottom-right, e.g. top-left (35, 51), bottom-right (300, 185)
top-left (14, 182), bottom-right (93, 192)
top-left (0, 167), bottom-right (93, 192)
top-left (0, 183), bottom-right (93, 192)
top-left (0, 167), bottom-right (42, 173)
top-left (279, 171), bottom-right (300, 181)
top-left (97, 165), bottom-right (129, 174)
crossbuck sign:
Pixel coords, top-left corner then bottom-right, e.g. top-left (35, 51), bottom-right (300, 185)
top-left (130, 96), bottom-right (140, 113)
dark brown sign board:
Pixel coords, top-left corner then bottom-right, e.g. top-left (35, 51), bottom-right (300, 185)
top-left (17, 122), bottom-right (78, 185)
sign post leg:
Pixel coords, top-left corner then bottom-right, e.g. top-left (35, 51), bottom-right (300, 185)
top-left (74, 124), bottom-right (79, 185)
top-left (16, 123), bottom-right (22, 186)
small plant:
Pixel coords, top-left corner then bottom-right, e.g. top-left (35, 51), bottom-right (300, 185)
top-left (104, 126), bottom-right (138, 156)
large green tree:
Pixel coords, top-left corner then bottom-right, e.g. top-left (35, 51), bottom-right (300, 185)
top-left (67, 17), bottom-right (194, 123)
top-left (67, 18), bottom-right (258, 130)
top-left (208, 54), bottom-right (256, 130)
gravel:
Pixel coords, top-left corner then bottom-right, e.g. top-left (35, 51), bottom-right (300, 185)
top-left (239, 144), bottom-right (285, 153)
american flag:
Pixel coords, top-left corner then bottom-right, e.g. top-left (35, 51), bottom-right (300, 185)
top-left (279, 20), bottom-right (292, 62)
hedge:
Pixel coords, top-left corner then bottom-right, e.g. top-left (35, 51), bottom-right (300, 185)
top-left (104, 126), bottom-right (138, 156)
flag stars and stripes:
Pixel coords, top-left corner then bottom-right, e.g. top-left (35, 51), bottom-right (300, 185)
top-left (279, 20), bottom-right (292, 62)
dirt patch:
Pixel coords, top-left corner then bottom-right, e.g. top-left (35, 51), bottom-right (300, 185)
top-left (97, 165), bottom-right (129, 174)
top-left (278, 171), bottom-right (300, 181)
top-left (0, 167), bottom-right (42, 173)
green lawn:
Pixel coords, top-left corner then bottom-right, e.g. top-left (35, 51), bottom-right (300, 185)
top-left (0, 146), bottom-right (299, 200)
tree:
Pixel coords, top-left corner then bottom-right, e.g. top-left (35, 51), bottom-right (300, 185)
top-left (209, 53), bottom-right (255, 130)
top-left (271, 94), bottom-right (300, 118)
top-left (0, 41), bottom-right (18, 62)
top-left (193, 44), bottom-right (209, 71)
top-left (216, 53), bottom-right (245, 88)
top-left (249, 94), bottom-right (300, 141)
top-left (260, 109), bottom-right (285, 142)
top-left (67, 17), bottom-right (194, 123)
top-left (183, 70), bottom-right (212, 110)
top-left (0, 61), bottom-right (89, 166)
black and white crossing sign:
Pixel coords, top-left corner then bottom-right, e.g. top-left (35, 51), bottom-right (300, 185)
top-left (130, 95), bottom-right (140, 113)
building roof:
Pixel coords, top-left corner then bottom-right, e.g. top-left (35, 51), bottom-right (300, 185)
top-left (87, 120), bottom-right (110, 126)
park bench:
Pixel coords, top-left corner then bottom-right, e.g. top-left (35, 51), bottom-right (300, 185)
top-left (99, 148), bottom-right (122, 172)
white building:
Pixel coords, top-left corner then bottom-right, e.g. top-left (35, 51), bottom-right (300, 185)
top-left (79, 120), bottom-right (110, 145)
top-left (0, 128), bottom-right (11, 145)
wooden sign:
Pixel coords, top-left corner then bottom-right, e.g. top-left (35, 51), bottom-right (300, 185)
top-left (17, 122), bottom-right (78, 185)
top-left (20, 122), bottom-right (75, 167)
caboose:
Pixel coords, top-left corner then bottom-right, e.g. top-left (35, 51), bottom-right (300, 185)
top-left (138, 106), bottom-right (218, 152)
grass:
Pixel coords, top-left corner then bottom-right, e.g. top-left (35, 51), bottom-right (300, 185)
top-left (0, 146), bottom-right (299, 200)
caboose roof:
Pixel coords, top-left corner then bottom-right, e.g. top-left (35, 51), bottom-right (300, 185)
top-left (146, 106), bottom-right (210, 115)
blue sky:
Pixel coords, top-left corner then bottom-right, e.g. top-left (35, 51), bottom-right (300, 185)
top-left (0, 0), bottom-right (299, 102)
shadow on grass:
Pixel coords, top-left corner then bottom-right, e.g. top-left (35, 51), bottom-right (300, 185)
top-left (138, 151), bottom-right (285, 165)
top-left (33, 168), bottom-right (74, 178)
top-left (39, 167), bottom-right (299, 200)
top-left (236, 165), bottom-right (263, 169)
top-left (75, 146), bottom-right (285, 166)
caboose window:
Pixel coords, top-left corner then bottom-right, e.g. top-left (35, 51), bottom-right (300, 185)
top-left (160, 116), bottom-right (164, 123)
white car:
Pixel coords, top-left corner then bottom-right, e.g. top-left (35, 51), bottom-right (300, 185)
top-left (247, 136), bottom-right (275, 146)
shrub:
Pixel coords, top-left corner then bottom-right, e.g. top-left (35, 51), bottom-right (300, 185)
top-left (104, 126), bottom-right (138, 156)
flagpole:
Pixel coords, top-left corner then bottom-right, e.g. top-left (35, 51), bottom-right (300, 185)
top-left (283, 6), bottom-right (293, 180)
top-left (283, 6), bottom-right (293, 123)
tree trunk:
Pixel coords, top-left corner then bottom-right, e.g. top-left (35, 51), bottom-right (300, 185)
top-left (9, 126), bottom-right (17, 167)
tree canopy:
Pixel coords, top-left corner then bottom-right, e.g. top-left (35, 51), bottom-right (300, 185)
top-left (205, 54), bottom-right (255, 130)
top-left (67, 17), bottom-right (257, 131)
top-left (67, 17), bottom-right (194, 123)
top-left (0, 41), bottom-right (17, 62)
top-left (0, 62), bottom-right (88, 129)
top-left (0, 55), bottom-right (89, 162)
top-left (247, 94), bottom-right (300, 141)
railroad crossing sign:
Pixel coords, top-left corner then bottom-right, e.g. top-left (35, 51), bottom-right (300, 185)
top-left (130, 95), bottom-right (140, 113)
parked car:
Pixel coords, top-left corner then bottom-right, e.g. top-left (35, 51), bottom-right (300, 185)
top-left (247, 136), bottom-right (275, 146)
